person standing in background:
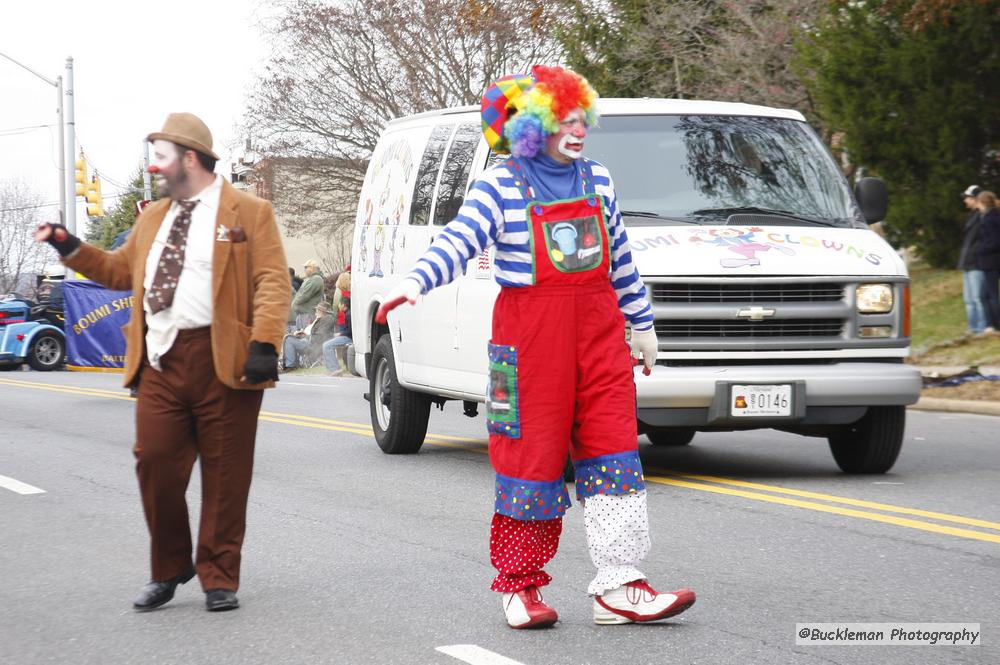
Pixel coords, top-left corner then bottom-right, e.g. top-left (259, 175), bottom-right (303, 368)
top-left (958, 185), bottom-right (988, 335)
top-left (973, 190), bottom-right (1000, 333)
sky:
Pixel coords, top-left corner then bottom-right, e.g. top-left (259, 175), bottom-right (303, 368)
top-left (0, 1), bottom-right (275, 230)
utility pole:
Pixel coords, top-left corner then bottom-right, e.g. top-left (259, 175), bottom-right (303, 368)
top-left (142, 140), bottom-right (152, 201)
top-left (64, 57), bottom-right (77, 235)
top-left (0, 52), bottom-right (67, 228)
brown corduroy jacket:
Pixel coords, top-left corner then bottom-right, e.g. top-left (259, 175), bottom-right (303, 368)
top-left (63, 180), bottom-right (290, 389)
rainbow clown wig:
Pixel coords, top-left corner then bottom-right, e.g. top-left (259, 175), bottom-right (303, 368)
top-left (480, 65), bottom-right (599, 159)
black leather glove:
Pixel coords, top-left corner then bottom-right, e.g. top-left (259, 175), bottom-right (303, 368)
top-left (35, 223), bottom-right (81, 257)
top-left (242, 341), bottom-right (279, 384)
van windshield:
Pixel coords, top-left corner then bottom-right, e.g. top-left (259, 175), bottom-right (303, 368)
top-left (584, 115), bottom-right (864, 228)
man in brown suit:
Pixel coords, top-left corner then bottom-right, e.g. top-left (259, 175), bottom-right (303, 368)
top-left (36, 112), bottom-right (290, 612)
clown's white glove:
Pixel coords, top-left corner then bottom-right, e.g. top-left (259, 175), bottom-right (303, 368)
top-left (629, 327), bottom-right (658, 376)
top-left (375, 278), bottom-right (423, 323)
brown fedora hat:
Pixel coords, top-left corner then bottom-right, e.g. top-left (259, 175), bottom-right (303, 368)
top-left (147, 112), bottom-right (220, 160)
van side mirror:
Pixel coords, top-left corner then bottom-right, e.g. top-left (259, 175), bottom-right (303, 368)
top-left (854, 177), bottom-right (888, 224)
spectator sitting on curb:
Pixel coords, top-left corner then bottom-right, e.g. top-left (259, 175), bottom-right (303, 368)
top-left (290, 259), bottom-right (324, 329)
top-left (282, 301), bottom-right (338, 371)
top-left (322, 296), bottom-right (352, 376)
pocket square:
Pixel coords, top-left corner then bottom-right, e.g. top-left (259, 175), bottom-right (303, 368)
top-left (230, 226), bottom-right (247, 243)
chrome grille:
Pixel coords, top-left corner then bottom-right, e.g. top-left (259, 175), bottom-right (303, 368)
top-left (655, 319), bottom-right (843, 338)
top-left (652, 282), bottom-right (844, 303)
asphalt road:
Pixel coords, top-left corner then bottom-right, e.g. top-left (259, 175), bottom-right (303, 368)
top-left (1, 370), bottom-right (996, 665)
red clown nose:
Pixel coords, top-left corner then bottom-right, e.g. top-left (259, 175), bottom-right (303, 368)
top-left (148, 165), bottom-right (160, 174)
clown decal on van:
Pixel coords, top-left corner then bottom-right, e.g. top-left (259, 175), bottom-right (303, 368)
top-left (690, 226), bottom-right (795, 268)
top-left (358, 138), bottom-right (414, 278)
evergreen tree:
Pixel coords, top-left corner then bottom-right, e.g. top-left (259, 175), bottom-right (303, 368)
top-left (798, 0), bottom-right (1000, 267)
top-left (85, 169), bottom-right (151, 249)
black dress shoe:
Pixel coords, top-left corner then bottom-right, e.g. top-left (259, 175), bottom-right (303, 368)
top-left (205, 588), bottom-right (239, 612)
top-left (133, 568), bottom-right (196, 612)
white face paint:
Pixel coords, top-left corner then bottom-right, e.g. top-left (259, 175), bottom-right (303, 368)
top-left (151, 140), bottom-right (178, 172)
top-left (546, 108), bottom-right (587, 163)
top-left (150, 139), bottom-right (186, 198)
top-left (557, 133), bottom-right (584, 160)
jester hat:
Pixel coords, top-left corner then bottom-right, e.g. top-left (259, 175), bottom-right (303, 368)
top-left (480, 65), bottom-right (599, 158)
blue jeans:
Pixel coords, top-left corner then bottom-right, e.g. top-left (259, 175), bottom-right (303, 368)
top-left (282, 335), bottom-right (310, 368)
top-left (322, 336), bottom-right (352, 371)
top-left (963, 270), bottom-right (1000, 332)
top-left (984, 270), bottom-right (1000, 329)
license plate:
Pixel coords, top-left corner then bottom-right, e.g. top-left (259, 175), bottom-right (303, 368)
top-left (730, 384), bottom-right (792, 417)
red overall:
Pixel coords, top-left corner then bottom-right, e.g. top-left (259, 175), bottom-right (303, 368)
top-left (488, 160), bottom-right (646, 592)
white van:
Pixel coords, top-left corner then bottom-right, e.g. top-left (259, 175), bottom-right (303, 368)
top-left (349, 99), bottom-right (922, 474)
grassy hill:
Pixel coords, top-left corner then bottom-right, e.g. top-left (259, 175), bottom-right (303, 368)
top-left (908, 262), bottom-right (1000, 366)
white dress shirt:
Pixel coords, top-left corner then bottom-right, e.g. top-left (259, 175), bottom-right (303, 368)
top-left (143, 175), bottom-right (223, 369)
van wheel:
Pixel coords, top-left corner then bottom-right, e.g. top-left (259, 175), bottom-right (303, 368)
top-left (370, 335), bottom-right (431, 454)
top-left (827, 406), bottom-right (904, 474)
top-left (646, 428), bottom-right (695, 446)
top-left (28, 333), bottom-right (65, 371)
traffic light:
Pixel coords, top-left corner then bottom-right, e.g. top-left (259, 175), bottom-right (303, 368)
top-left (86, 175), bottom-right (103, 217)
top-left (75, 151), bottom-right (88, 197)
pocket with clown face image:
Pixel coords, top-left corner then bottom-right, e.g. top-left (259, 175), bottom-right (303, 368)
top-left (486, 342), bottom-right (520, 439)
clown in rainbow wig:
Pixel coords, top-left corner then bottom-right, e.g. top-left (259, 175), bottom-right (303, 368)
top-left (377, 65), bottom-right (696, 629)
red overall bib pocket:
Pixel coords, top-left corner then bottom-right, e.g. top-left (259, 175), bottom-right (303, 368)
top-left (487, 342), bottom-right (520, 438)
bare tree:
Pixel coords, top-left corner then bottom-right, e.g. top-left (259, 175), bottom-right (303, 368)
top-left (555, 1), bottom-right (821, 114)
top-left (693, 1), bottom-right (823, 117)
top-left (0, 179), bottom-right (50, 295)
top-left (242, 0), bottom-right (560, 239)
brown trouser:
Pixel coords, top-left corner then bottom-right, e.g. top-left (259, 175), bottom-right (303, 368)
top-left (134, 327), bottom-right (264, 591)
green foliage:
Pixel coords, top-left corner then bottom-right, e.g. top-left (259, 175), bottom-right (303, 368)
top-left (555, 0), bottom-right (725, 98)
top-left (85, 169), bottom-right (151, 249)
top-left (798, 1), bottom-right (1000, 267)
top-left (908, 261), bottom-right (1000, 365)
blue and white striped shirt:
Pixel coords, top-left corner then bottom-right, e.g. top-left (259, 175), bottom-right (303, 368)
top-left (404, 159), bottom-right (654, 331)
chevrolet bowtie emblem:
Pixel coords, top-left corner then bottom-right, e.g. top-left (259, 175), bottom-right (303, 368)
top-left (737, 306), bottom-right (776, 321)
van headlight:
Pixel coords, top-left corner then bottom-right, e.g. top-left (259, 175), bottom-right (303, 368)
top-left (856, 284), bottom-right (893, 313)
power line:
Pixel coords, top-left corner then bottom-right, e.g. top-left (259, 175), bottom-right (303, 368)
top-left (0, 190), bottom-right (141, 214)
top-left (0, 122), bottom-right (58, 137)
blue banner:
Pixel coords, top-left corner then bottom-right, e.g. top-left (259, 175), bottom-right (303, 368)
top-left (62, 280), bottom-right (133, 370)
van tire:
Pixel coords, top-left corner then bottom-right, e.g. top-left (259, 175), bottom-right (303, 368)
top-left (370, 335), bottom-right (431, 454)
top-left (28, 333), bottom-right (65, 371)
top-left (646, 428), bottom-right (695, 446)
top-left (827, 405), bottom-right (904, 474)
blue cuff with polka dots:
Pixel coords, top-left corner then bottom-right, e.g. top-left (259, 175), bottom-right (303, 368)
top-left (494, 474), bottom-right (571, 521)
top-left (574, 451), bottom-right (645, 500)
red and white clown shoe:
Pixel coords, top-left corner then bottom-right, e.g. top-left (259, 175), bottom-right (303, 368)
top-left (593, 580), bottom-right (695, 625)
top-left (502, 585), bottom-right (558, 629)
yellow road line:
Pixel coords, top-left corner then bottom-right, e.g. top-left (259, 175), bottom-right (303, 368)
top-left (0, 377), bottom-right (134, 401)
top-left (2, 376), bottom-right (997, 544)
top-left (646, 475), bottom-right (1000, 545)
top-left (657, 471), bottom-right (1000, 532)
